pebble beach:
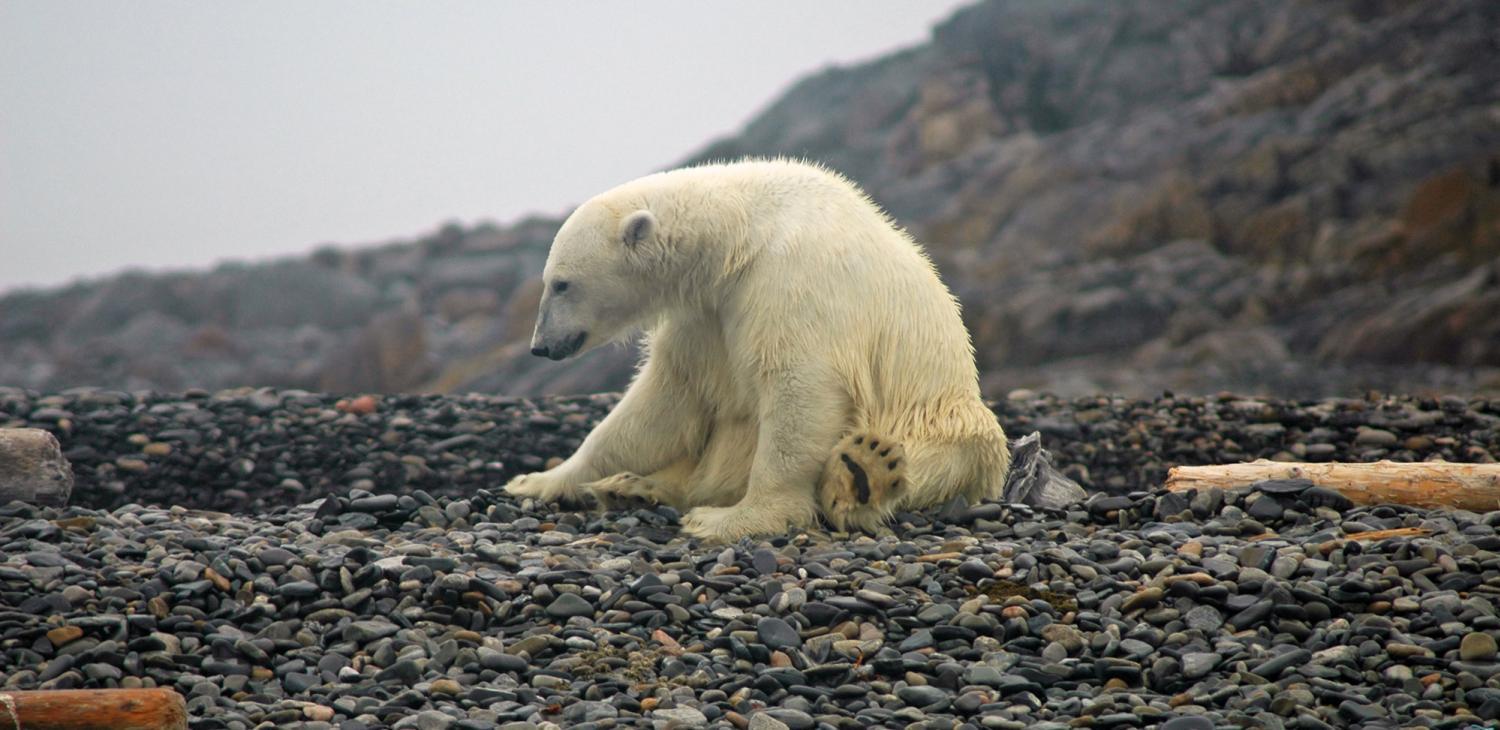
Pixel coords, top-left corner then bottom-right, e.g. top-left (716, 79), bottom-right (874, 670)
top-left (3, 388), bottom-right (1500, 729)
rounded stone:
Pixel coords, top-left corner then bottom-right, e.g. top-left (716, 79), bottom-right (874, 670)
top-left (1161, 717), bottom-right (1215, 730)
top-left (756, 617), bottom-right (802, 650)
top-left (545, 592), bottom-right (594, 619)
top-left (1462, 632), bottom-right (1499, 662)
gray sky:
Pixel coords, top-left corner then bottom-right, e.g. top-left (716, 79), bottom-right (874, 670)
top-left (0, 1), bottom-right (970, 294)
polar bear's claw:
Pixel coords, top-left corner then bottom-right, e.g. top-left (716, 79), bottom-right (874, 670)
top-left (504, 472), bottom-right (578, 505)
top-left (585, 472), bottom-right (660, 510)
top-left (820, 432), bottom-right (907, 531)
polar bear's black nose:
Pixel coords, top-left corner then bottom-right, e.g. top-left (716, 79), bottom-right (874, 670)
top-left (532, 331), bottom-right (585, 360)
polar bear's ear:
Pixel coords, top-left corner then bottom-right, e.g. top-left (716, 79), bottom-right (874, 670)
top-left (619, 210), bottom-right (658, 249)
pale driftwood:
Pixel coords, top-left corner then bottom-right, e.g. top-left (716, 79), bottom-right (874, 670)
top-left (0, 688), bottom-right (186, 730)
top-left (1002, 431), bottom-right (1087, 509)
top-left (0, 428), bottom-right (74, 507)
top-left (914, 552), bottom-right (965, 563)
top-left (1344, 527), bottom-right (1432, 542)
top-left (1165, 459), bottom-right (1500, 513)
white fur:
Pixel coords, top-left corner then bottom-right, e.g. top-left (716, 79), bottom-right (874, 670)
top-left (505, 158), bottom-right (1009, 540)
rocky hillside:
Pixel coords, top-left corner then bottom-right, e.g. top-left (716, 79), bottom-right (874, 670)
top-left (3, 0), bottom-right (1498, 398)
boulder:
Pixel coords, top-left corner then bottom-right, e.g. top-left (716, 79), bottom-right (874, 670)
top-left (0, 428), bottom-right (74, 507)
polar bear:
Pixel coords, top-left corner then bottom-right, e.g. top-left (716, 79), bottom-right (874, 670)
top-left (504, 159), bottom-right (1009, 541)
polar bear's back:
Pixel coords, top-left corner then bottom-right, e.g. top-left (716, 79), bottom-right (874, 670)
top-left (673, 160), bottom-right (984, 425)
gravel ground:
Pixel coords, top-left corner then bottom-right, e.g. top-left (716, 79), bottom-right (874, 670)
top-left (2, 389), bottom-right (1500, 730)
top-left (1, 388), bottom-right (1497, 512)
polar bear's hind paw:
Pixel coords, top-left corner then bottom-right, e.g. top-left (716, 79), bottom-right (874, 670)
top-left (820, 432), bottom-right (906, 530)
top-left (585, 472), bottom-right (661, 510)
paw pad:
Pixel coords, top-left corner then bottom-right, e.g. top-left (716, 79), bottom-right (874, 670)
top-left (821, 431), bottom-right (908, 530)
top-left (839, 453), bottom-right (871, 504)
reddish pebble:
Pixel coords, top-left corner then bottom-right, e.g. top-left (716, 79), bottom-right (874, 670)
top-left (653, 629), bottom-right (683, 656)
top-left (337, 395), bottom-right (378, 415)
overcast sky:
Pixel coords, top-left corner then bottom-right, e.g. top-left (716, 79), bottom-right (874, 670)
top-left (0, 1), bottom-right (970, 294)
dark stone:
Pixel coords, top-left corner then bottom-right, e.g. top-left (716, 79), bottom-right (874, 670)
top-left (1246, 497), bottom-right (1284, 521)
top-left (375, 659), bottom-right (422, 685)
top-left (756, 617), bottom-right (802, 650)
top-left (1251, 478), bottom-right (1313, 495)
top-left (545, 593), bottom-right (594, 619)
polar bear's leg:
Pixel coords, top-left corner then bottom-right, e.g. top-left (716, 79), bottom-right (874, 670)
top-left (681, 369), bottom-right (844, 541)
top-left (587, 416), bottom-right (760, 513)
top-left (584, 457), bottom-right (696, 509)
top-left (675, 417), bottom-right (757, 509)
top-left (819, 432), bottom-right (908, 531)
top-left (505, 358), bottom-right (705, 505)
top-left (820, 431), bottom-right (1010, 531)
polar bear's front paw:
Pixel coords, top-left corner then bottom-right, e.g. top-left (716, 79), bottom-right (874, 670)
top-left (819, 432), bottom-right (907, 531)
top-left (681, 505), bottom-right (796, 542)
top-left (503, 472), bottom-right (580, 505)
top-left (584, 472), bottom-right (661, 510)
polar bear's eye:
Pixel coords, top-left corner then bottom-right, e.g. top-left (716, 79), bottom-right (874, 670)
top-left (552, 280), bottom-right (571, 294)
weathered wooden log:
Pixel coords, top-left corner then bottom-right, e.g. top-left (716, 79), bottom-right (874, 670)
top-left (1002, 431), bottom-right (1087, 509)
top-left (1165, 459), bottom-right (1500, 512)
top-left (1343, 527), bottom-right (1431, 542)
top-left (0, 688), bottom-right (186, 730)
top-left (0, 428), bottom-right (74, 507)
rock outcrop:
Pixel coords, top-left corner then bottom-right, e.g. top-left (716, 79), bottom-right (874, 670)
top-left (2, 0), bottom-right (1497, 397)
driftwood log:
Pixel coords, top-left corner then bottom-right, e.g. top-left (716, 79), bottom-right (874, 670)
top-left (0, 688), bottom-right (186, 730)
top-left (0, 428), bottom-right (74, 507)
top-left (1001, 431), bottom-right (1087, 509)
top-left (1166, 459), bottom-right (1500, 513)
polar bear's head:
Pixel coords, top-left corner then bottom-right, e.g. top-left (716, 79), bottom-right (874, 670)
top-left (529, 203), bottom-right (661, 361)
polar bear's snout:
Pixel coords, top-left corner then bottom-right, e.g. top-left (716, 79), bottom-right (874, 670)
top-left (530, 330), bottom-right (586, 361)
top-left (529, 290), bottom-right (590, 361)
